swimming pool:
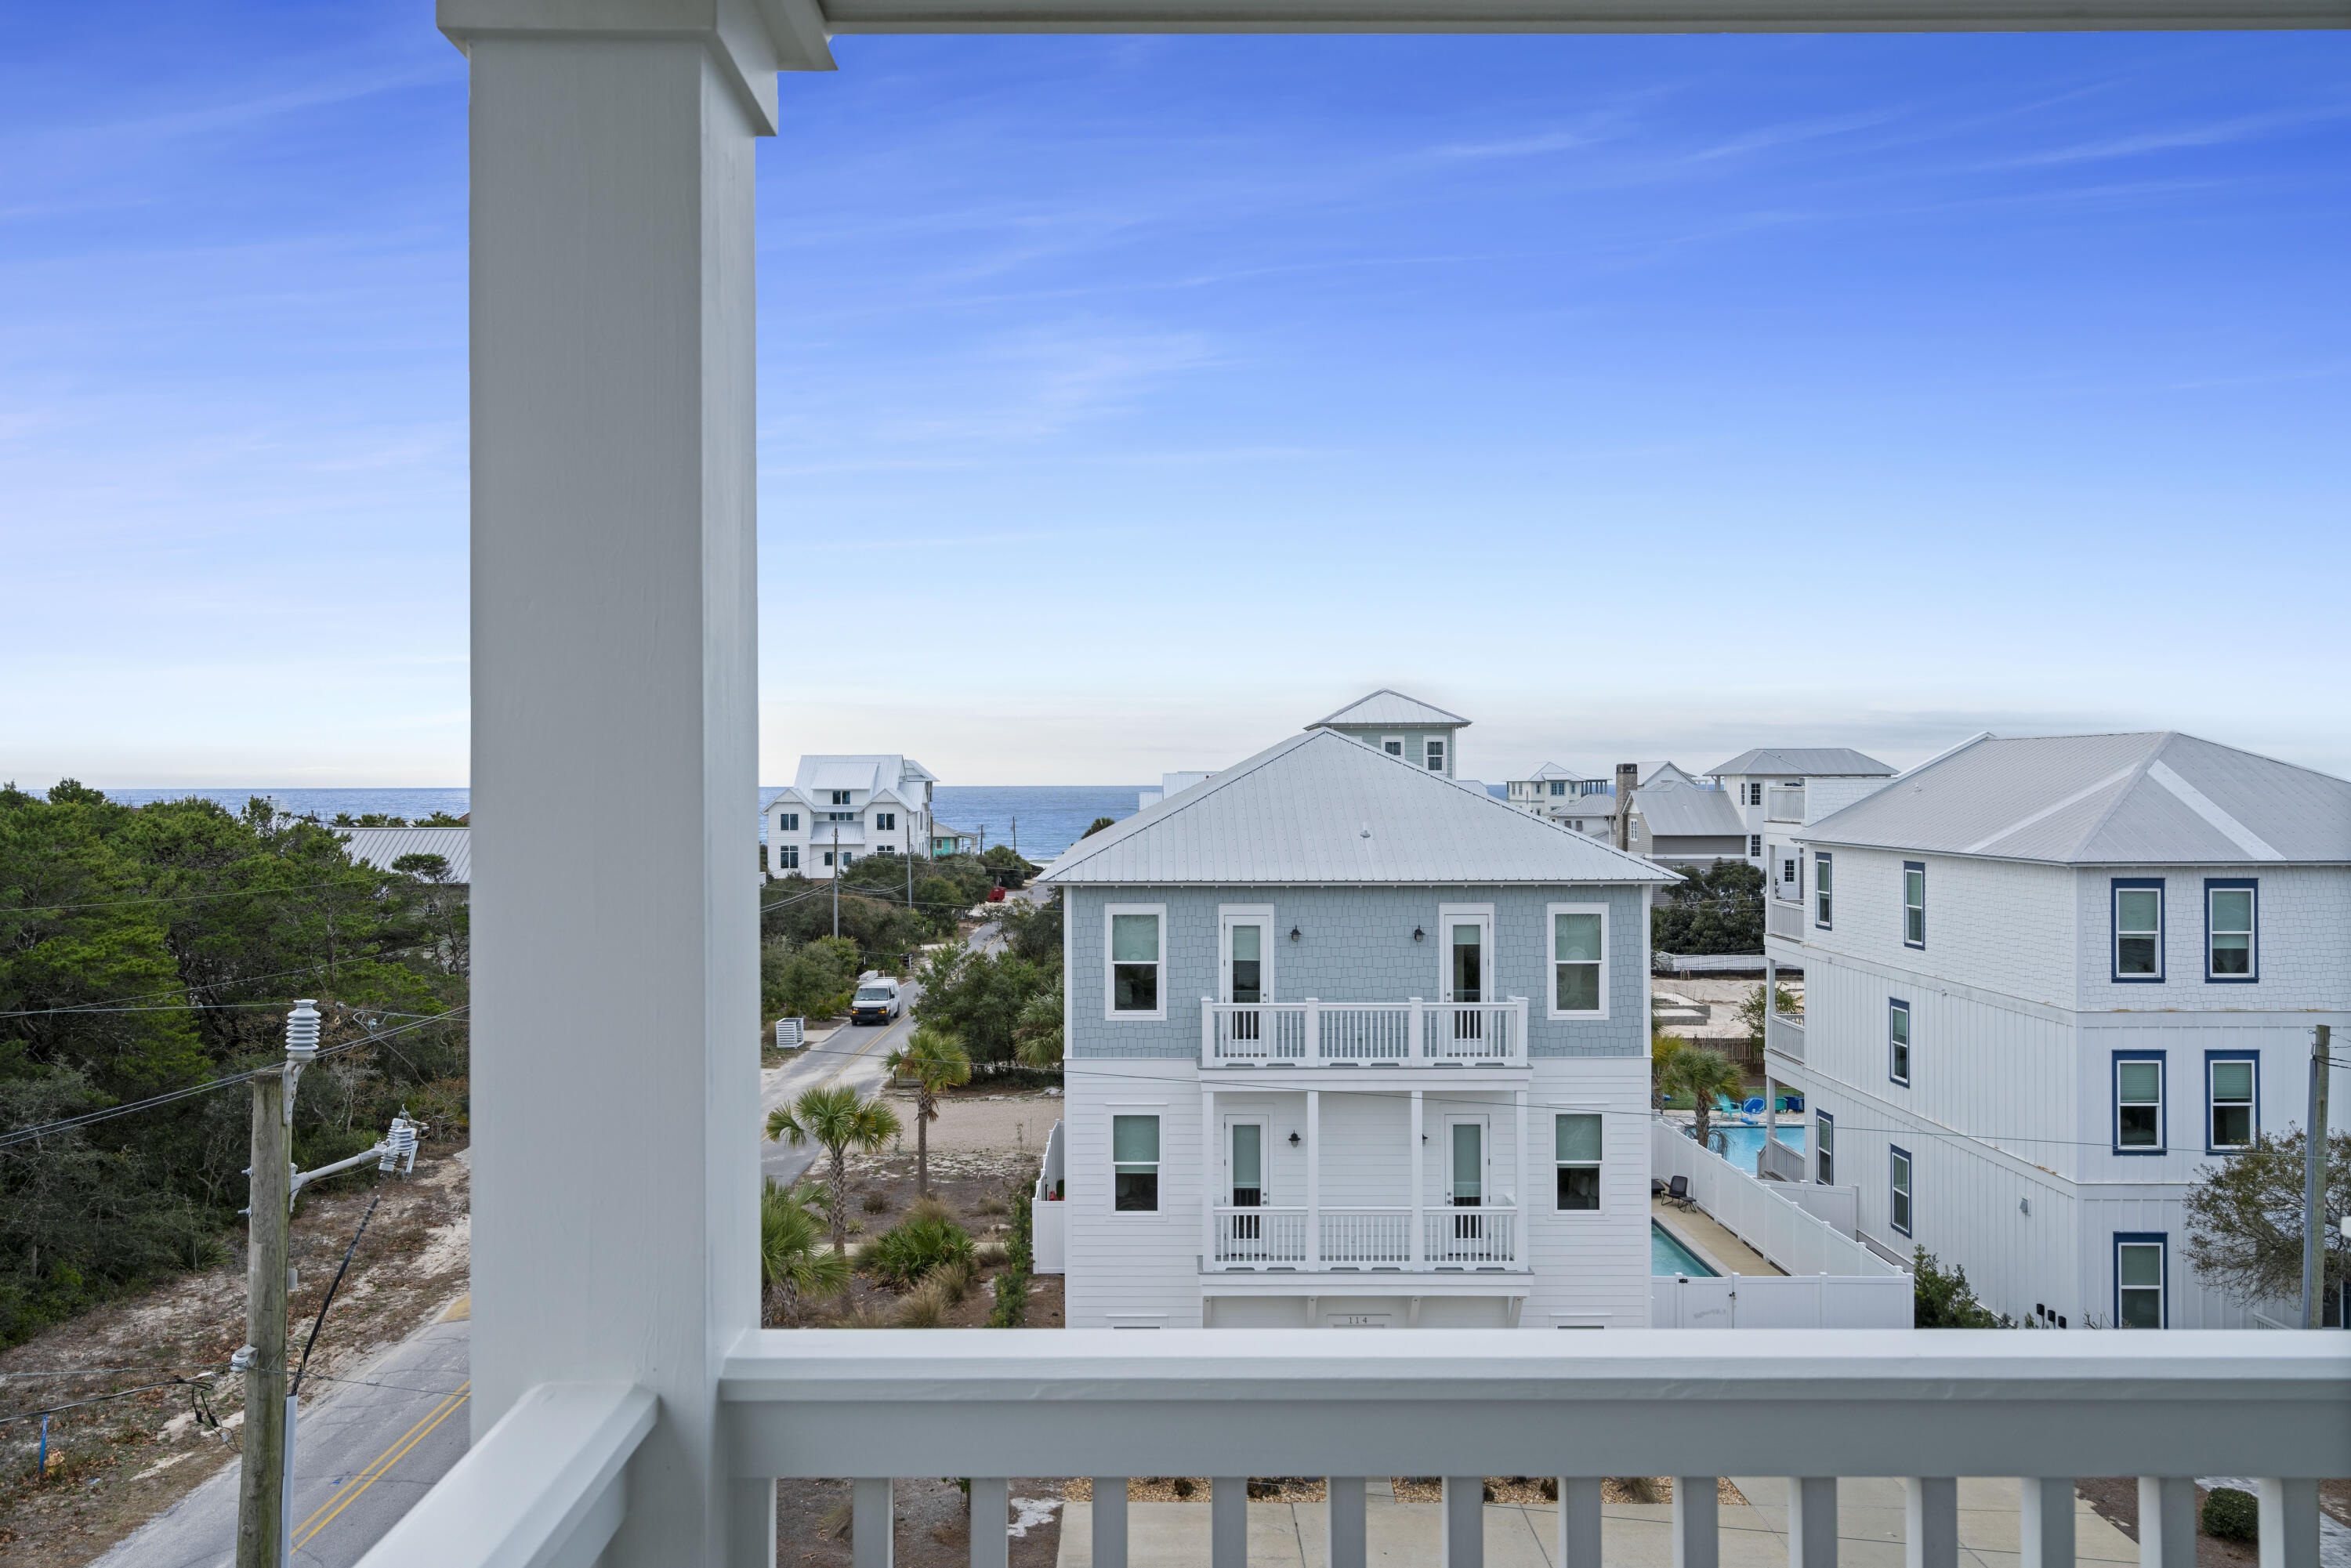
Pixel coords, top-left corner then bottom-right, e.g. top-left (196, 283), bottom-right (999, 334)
top-left (1650, 1220), bottom-right (1718, 1277)
top-left (1704, 1123), bottom-right (1807, 1171)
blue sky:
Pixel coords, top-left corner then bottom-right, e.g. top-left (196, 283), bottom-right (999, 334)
top-left (2, 7), bottom-right (2345, 788)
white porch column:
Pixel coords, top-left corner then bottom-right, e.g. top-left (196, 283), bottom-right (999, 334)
top-left (1409, 1088), bottom-right (1425, 1267)
top-left (2257, 1479), bottom-right (2320, 1568)
top-left (1904, 1479), bottom-right (1958, 1568)
top-left (1674, 1478), bottom-right (1720, 1568)
top-left (440, 2), bottom-right (820, 1560)
top-left (1441, 1478), bottom-right (1484, 1568)
top-left (1092, 1480), bottom-right (1129, 1568)
top-left (1514, 1089), bottom-right (1530, 1232)
top-left (1306, 1089), bottom-right (1321, 1270)
top-left (2136, 1479), bottom-right (2195, 1568)
top-left (1202, 1086), bottom-right (1217, 1269)
top-left (1787, 1478), bottom-right (1837, 1568)
top-left (2020, 1478), bottom-right (2076, 1568)
top-left (1558, 1478), bottom-right (1603, 1568)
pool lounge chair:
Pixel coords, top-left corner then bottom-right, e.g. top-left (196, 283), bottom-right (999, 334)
top-left (1665, 1174), bottom-right (1696, 1212)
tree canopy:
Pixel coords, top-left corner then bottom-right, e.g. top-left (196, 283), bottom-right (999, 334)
top-left (1650, 860), bottom-right (1764, 955)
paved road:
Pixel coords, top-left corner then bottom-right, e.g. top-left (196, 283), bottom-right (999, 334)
top-left (93, 1302), bottom-right (473, 1568)
top-left (760, 981), bottom-right (924, 1189)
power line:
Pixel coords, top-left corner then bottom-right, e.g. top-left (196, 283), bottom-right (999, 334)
top-left (0, 959), bottom-right (371, 1019)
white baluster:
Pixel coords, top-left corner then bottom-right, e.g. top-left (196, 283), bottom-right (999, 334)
top-left (1558, 1478), bottom-right (1603, 1568)
top-left (729, 1479), bottom-right (776, 1568)
top-left (853, 1478), bottom-right (895, 1568)
top-left (1904, 1478), bottom-right (1957, 1568)
top-left (1788, 1478), bottom-right (1837, 1568)
top-left (1306, 1090), bottom-right (1320, 1270)
top-left (2257, 1479), bottom-right (2319, 1568)
top-left (2020, 1479), bottom-right (2074, 1568)
top-left (1212, 1478), bottom-right (1248, 1568)
top-left (969, 1478), bottom-right (1009, 1568)
top-left (1306, 999), bottom-right (1321, 1062)
top-left (2137, 1479), bottom-right (2194, 1568)
top-left (1409, 998), bottom-right (1424, 1059)
top-left (1328, 1477), bottom-right (1367, 1568)
top-left (1091, 1479), bottom-right (1128, 1568)
top-left (1442, 1477), bottom-right (1483, 1568)
top-left (1202, 998), bottom-right (1214, 1062)
top-left (1674, 1478), bottom-right (1719, 1568)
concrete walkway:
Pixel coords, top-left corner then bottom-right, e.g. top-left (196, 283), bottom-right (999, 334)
top-left (1652, 1197), bottom-right (1777, 1277)
top-left (1056, 1478), bottom-right (2137, 1568)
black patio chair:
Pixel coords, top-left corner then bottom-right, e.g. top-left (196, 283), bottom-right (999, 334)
top-left (1665, 1174), bottom-right (1697, 1211)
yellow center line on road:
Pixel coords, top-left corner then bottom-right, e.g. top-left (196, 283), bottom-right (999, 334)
top-left (291, 1379), bottom-right (471, 1549)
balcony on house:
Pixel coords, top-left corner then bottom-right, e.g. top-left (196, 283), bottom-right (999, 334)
top-left (1202, 997), bottom-right (1529, 1067)
top-left (1766, 1007), bottom-right (1806, 1063)
top-left (1765, 784), bottom-right (1806, 822)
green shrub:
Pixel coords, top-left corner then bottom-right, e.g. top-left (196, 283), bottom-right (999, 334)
top-left (865, 1211), bottom-right (976, 1290)
top-left (1912, 1248), bottom-right (2013, 1327)
top-left (2203, 1488), bottom-right (2258, 1542)
top-left (987, 1185), bottom-right (1035, 1327)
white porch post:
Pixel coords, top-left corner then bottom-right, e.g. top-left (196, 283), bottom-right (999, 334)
top-left (1409, 1088), bottom-right (1425, 1268)
top-left (2137, 1479), bottom-right (2195, 1568)
top-left (1306, 1089), bottom-right (1321, 1270)
top-left (1787, 1478), bottom-right (1836, 1568)
top-left (1514, 1089), bottom-right (1530, 1241)
top-left (1202, 1086), bottom-right (1217, 1269)
top-left (1904, 1478), bottom-right (1958, 1568)
top-left (438, 2), bottom-right (820, 1559)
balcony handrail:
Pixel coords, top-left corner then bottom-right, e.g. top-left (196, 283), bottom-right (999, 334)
top-left (356, 1381), bottom-right (653, 1568)
top-left (1203, 997), bottom-right (1527, 1066)
top-left (1765, 784), bottom-right (1806, 823)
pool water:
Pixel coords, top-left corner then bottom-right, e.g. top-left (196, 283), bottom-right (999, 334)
top-left (1650, 1220), bottom-right (1718, 1277)
top-left (1705, 1123), bottom-right (1807, 1171)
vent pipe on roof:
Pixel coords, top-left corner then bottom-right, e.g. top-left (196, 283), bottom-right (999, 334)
top-left (1614, 764), bottom-right (1639, 851)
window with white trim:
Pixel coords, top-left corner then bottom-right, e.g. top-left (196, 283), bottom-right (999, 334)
top-left (1902, 861), bottom-right (1925, 948)
top-left (1548, 906), bottom-right (1607, 1018)
top-left (1889, 1146), bottom-right (1913, 1236)
top-left (1814, 853), bottom-right (1833, 928)
top-left (2115, 1056), bottom-right (2164, 1152)
top-left (1107, 907), bottom-right (1164, 1018)
top-left (1425, 739), bottom-right (1445, 772)
top-left (821, 850), bottom-right (835, 867)
top-left (1555, 1114), bottom-right (1602, 1211)
top-left (829, 790), bottom-right (852, 806)
top-left (1888, 999), bottom-right (1911, 1087)
top-left (1550, 780), bottom-right (1566, 796)
top-left (1382, 737), bottom-right (1404, 757)
top-left (874, 812), bottom-right (896, 831)
top-left (2208, 1057), bottom-right (2256, 1151)
top-left (1112, 1115), bottom-right (1160, 1212)
top-left (1749, 835), bottom-right (1762, 857)
top-left (775, 845), bottom-right (799, 871)
top-left (2113, 882), bottom-right (2163, 980)
top-left (777, 812), bottom-right (799, 832)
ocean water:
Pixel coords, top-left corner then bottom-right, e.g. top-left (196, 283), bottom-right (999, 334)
top-left (87, 784), bottom-right (1145, 861)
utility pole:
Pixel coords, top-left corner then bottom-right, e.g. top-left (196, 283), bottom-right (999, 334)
top-left (1613, 763), bottom-right (1638, 852)
top-left (831, 826), bottom-right (841, 938)
top-left (234, 1000), bottom-right (314, 1568)
top-left (2305, 1023), bottom-right (2331, 1329)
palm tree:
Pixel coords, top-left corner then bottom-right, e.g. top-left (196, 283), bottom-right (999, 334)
top-left (885, 1027), bottom-right (971, 1197)
top-left (759, 1179), bottom-right (849, 1323)
top-left (1650, 1027), bottom-right (1689, 1109)
top-left (767, 1084), bottom-right (902, 1254)
top-left (1665, 1046), bottom-right (1746, 1156)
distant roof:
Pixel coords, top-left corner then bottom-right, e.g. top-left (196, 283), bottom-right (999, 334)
top-left (1306, 689), bottom-right (1471, 730)
top-left (1631, 780), bottom-right (1745, 838)
top-left (1040, 729), bottom-right (1676, 886)
top-left (1517, 761), bottom-right (1608, 783)
top-left (1708, 747), bottom-right (1896, 778)
top-left (770, 755), bottom-right (935, 811)
top-left (1634, 761), bottom-right (1696, 788)
top-left (335, 826), bottom-right (471, 882)
top-left (1802, 732), bottom-right (2351, 865)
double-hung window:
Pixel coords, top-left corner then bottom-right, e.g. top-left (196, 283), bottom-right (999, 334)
top-left (1888, 999), bottom-right (1911, 1087)
top-left (777, 812), bottom-right (799, 832)
top-left (2114, 1054), bottom-right (2164, 1153)
top-left (776, 845), bottom-right (799, 871)
top-left (1548, 906), bottom-right (1607, 1018)
top-left (874, 812), bottom-right (896, 831)
top-left (1107, 906), bottom-right (1165, 1019)
top-left (1555, 1114), bottom-right (1602, 1211)
top-left (1902, 861), bottom-right (1926, 948)
top-left (1815, 1111), bottom-right (1835, 1185)
top-left (1111, 1115), bottom-right (1160, 1212)
top-left (1888, 1146), bottom-right (1914, 1236)
top-left (1425, 740), bottom-right (1445, 772)
top-left (829, 790), bottom-right (852, 806)
top-left (2112, 880), bottom-right (2164, 981)
top-left (1749, 835), bottom-right (1762, 858)
top-left (1813, 853), bottom-right (1834, 928)
top-left (2206, 882), bottom-right (2257, 982)
top-left (1550, 780), bottom-right (1567, 797)
top-left (2115, 1234), bottom-right (2165, 1328)
top-left (2208, 1055), bottom-right (2257, 1152)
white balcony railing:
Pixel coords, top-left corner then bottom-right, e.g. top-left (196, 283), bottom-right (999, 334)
top-left (364, 1331), bottom-right (2351, 1568)
top-left (1766, 901), bottom-right (1806, 942)
top-left (1212, 1206), bottom-right (1522, 1269)
top-left (1424, 1206), bottom-right (1517, 1267)
top-left (1203, 998), bottom-right (1527, 1066)
top-left (1766, 1009), bottom-right (1806, 1063)
top-left (1765, 784), bottom-right (1806, 822)
top-left (1319, 1207), bottom-right (1411, 1264)
top-left (1212, 1206), bottom-right (1308, 1264)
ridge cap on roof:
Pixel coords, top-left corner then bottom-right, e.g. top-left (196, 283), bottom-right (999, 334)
top-left (1304, 687), bottom-right (1472, 730)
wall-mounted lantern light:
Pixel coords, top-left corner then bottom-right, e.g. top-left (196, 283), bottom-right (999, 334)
top-left (1288, 1131), bottom-right (1302, 1146)
top-left (1289, 926), bottom-right (1301, 943)
top-left (1412, 925), bottom-right (1425, 943)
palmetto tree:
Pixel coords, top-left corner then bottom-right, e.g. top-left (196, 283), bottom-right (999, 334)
top-left (759, 1180), bottom-right (849, 1323)
top-left (1665, 1046), bottom-right (1746, 1157)
top-left (767, 1084), bottom-right (902, 1254)
top-left (884, 1027), bottom-right (972, 1197)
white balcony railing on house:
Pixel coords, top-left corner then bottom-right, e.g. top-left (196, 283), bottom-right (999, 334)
top-left (1203, 998), bottom-right (1527, 1066)
top-left (1765, 784), bottom-right (1806, 822)
top-left (1766, 901), bottom-right (1806, 942)
top-left (1766, 1009), bottom-right (1805, 1063)
top-left (1320, 1207), bottom-right (1411, 1264)
top-left (365, 1331), bottom-right (2351, 1568)
top-left (1212, 1205), bottom-right (1522, 1269)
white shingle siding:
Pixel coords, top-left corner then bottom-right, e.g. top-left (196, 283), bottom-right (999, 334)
top-left (2071, 864), bottom-right (2349, 1012)
top-left (1802, 848), bottom-right (2078, 1007)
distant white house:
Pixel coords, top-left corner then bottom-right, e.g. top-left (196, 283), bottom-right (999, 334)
top-left (763, 755), bottom-right (938, 879)
top-left (1707, 746), bottom-right (1896, 876)
top-left (335, 825), bottom-right (471, 883)
top-left (1522, 761), bottom-right (1701, 843)
top-left (1505, 762), bottom-right (1611, 820)
top-left (1306, 688), bottom-right (1469, 778)
top-left (1762, 731), bottom-right (2351, 1330)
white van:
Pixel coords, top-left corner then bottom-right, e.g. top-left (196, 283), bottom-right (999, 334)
top-left (849, 975), bottom-right (902, 1027)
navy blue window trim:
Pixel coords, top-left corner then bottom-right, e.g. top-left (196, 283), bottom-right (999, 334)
top-left (1815, 1110), bottom-right (1835, 1186)
top-left (2114, 1232), bottom-right (2168, 1330)
top-left (1888, 1144), bottom-right (1914, 1237)
top-left (2110, 878), bottom-right (2165, 984)
top-left (2203, 879), bottom-right (2259, 984)
top-left (1813, 852), bottom-right (1834, 931)
top-left (1901, 860), bottom-right (1926, 950)
top-left (1888, 998), bottom-right (1911, 1088)
top-left (2112, 1050), bottom-right (2166, 1155)
top-left (2204, 1050), bottom-right (2259, 1154)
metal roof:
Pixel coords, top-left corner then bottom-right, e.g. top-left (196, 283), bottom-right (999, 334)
top-left (1306, 689), bottom-right (1471, 730)
top-left (1038, 728), bottom-right (1677, 886)
top-left (1516, 761), bottom-right (1609, 784)
top-left (1801, 732), bottom-right (2351, 865)
top-left (1630, 780), bottom-right (1746, 838)
top-left (1707, 747), bottom-right (1896, 778)
top-left (769, 755), bottom-right (933, 813)
top-left (336, 827), bottom-right (471, 882)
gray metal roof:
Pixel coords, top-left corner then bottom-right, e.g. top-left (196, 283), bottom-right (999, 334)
top-left (768, 754), bottom-right (933, 813)
top-left (1707, 747), bottom-right (1896, 778)
top-left (1801, 732), bottom-right (2351, 865)
top-left (1306, 689), bottom-right (1471, 730)
top-left (1039, 729), bottom-right (1677, 886)
top-left (1630, 780), bottom-right (1746, 838)
top-left (336, 826), bottom-right (471, 882)
top-left (1516, 761), bottom-right (1609, 784)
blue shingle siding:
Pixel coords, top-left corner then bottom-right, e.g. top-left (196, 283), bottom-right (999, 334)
top-left (1067, 883), bottom-right (1647, 1059)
